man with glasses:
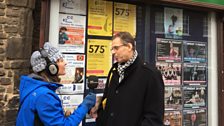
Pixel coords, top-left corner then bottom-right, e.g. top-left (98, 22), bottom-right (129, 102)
top-left (92, 32), bottom-right (164, 126)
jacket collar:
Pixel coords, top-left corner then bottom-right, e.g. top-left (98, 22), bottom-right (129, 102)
top-left (113, 56), bottom-right (142, 84)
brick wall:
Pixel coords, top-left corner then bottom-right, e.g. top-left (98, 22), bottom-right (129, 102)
top-left (0, 0), bottom-right (39, 125)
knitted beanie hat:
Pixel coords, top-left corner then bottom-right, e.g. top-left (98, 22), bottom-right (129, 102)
top-left (30, 42), bottom-right (63, 73)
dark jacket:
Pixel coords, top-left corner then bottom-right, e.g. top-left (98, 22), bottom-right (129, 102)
top-left (96, 56), bottom-right (164, 126)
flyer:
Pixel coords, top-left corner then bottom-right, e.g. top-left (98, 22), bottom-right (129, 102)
top-left (59, 0), bottom-right (86, 15)
top-left (58, 94), bottom-right (83, 126)
top-left (164, 7), bottom-right (183, 39)
top-left (86, 78), bottom-right (107, 90)
top-left (164, 111), bottom-right (182, 126)
top-left (183, 63), bottom-right (207, 85)
top-left (114, 2), bottom-right (136, 37)
top-left (183, 41), bottom-right (207, 63)
top-left (156, 38), bottom-right (182, 62)
top-left (183, 86), bottom-right (206, 108)
top-left (58, 54), bottom-right (85, 94)
top-left (165, 86), bottom-right (182, 110)
top-left (88, 0), bottom-right (112, 36)
top-left (156, 62), bottom-right (181, 85)
top-left (183, 109), bottom-right (207, 126)
top-left (58, 14), bottom-right (86, 53)
top-left (87, 39), bottom-right (112, 76)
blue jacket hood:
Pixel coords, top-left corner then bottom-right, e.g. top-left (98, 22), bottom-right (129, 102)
top-left (19, 75), bottom-right (61, 105)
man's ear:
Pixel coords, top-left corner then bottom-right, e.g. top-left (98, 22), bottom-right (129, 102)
top-left (127, 43), bottom-right (133, 51)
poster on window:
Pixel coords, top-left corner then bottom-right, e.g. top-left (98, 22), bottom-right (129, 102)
top-left (87, 39), bottom-right (112, 76)
top-left (114, 2), bottom-right (136, 37)
top-left (164, 111), bottom-right (182, 126)
top-left (183, 86), bottom-right (206, 108)
top-left (183, 63), bottom-right (207, 85)
top-left (58, 54), bottom-right (85, 94)
top-left (88, 0), bottom-right (112, 36)
top-left (58, 14), bottom-right (86, 53)
top-left (183, 41), bottom-right (207, 63)
top-left (183, 109), bottom-right (207, 126)
top-left (86, 78), bottom-right (107, 90)
top-left (156, 38), bottom-right (182, 62)
top-left (58, 94), bottom-right (83, 126)
top-left (165, 86), bottom-right (182, 110)
top-left (164, 7), bottom-right (183, 39)
top-left (59, 0), bottom-right (86, 15)
top-left (156, 62), bottom-right (181, 85)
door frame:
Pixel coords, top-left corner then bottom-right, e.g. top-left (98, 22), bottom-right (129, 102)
top-left (217, 13), bottom-right (224, 126)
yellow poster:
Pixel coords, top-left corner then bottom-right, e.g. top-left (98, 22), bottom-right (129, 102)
top-left (88, 0), bottom-right (113, 36)
top-left (114, 3), bottom-right (136, 37)
top-left (87, 39), bottom-right (112, 76)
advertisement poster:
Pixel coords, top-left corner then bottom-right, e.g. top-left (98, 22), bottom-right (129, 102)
top-left (183, 86), bottom-right (206, 108)
top-left (114, 2), bottom-right (136, 37)
top-left (59, 0), bottom-right (86, 15)
top-left (87, 39), bottom-right (112, 76)
top-left (183, 41), bottom-right (207, 63)
top-left (164, 111), bottom-right (182, 126)
top-left (156, 62), bottom-right (181, 85)
top-left (183, 63), bottom-right (207, 85)
top-left (88, 0), bottom-right (112, 36)
top-left (86, 78), bottom-right (107, 90)
top-left (59, 14), bottom-right (86, 53)
top-left (183, 109), bottom-right (207, 126)
top-left (164, 7), bottom-right (183, 39)
top-left (59, 54), bottom-right (85, 94)
top-left (156, 38), bottom-right (182, 62)
top-left (165, 87), bottom-right (182, 110)
top-left (58, 94), bottom-right (83, 126)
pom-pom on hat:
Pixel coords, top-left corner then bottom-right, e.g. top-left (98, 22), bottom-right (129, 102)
top-left (30, 42), bottom-right (63, 73)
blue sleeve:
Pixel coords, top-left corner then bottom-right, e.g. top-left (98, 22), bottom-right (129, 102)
top-left (35, 92), bottom-right (88, 126)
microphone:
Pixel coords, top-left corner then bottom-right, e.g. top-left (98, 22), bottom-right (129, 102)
top-left (87, 75), bottom-right (98, 93)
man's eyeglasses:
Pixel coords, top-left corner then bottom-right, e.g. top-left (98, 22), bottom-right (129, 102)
top-left (111, 44), bottom-right (125, 51)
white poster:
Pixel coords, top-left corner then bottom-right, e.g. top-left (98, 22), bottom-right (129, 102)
top-left (58, 94), bottom-right (83, 126)
top-left (60, 0), bottom-right (86, 15)
top-left (58, 54), bottom-right (85, 94)
top-left (59, 14), bottom-right (86, 53)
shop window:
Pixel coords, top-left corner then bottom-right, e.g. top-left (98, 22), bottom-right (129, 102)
top-left (183, 15), bottom-right (189, 36)
top-left (155, 12), bottom-right (164, 34)
top-left (150, 6), bottom-right (209, 126)
top-left (203, 16), bottom-right (208, 37)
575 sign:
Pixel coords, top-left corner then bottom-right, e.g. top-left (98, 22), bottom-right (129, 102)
top-left (88, 45), bottom-right (106, 54)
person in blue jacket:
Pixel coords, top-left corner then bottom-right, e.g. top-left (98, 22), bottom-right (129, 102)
top-left (16, 42), bottom-right (96, 126)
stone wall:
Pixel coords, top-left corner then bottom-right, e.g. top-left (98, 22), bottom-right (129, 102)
top-left (0, 0), bottom-right (38, 125)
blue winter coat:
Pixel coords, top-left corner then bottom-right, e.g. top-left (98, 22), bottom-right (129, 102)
top-left (16, 75), bottom-right (88, 126)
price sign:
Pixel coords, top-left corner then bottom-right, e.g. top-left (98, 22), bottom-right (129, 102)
top-left (114, 2), bottom-right (136, 37)
top-left (87, 39), bottom-right (112, 76)
top-left (88, 45), bottom-right (106, 54)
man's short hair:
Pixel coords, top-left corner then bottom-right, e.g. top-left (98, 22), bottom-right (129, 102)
top-left (112, 32), bottom-right (135, 50)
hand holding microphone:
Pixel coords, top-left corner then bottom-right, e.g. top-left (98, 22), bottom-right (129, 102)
top-left (81, 76), bottom-right (98, 111)
top-left (87, 75), bottom-right (99, 117)
top-left (82, 92), bottom-right (96, 110)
